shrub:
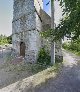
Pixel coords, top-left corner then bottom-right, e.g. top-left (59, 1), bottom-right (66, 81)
top-left (37, 48), bottom-right (51, 65)
top-left (62, 43), bottom-right (69, 49)
top-left (62, 39), bottom-right (80, 53)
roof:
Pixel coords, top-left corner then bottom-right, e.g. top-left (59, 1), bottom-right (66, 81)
top-left (40, 9), bottom-right (51, 31)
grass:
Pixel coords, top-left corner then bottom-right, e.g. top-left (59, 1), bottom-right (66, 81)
top-left (64, 48), bottom-right (80, 56)
top-left (62, 42), bottom-right (80, 56)
top-left (5, 62), bottom-right (62, 75)
top-left (0, 49), bottom-right (63, 91)
top-left (1, 49), bottom-right (63, 78)
top-left (75, 51), bottom-right (80, 56)
top-left (0, 62), bottom-right (62, 91)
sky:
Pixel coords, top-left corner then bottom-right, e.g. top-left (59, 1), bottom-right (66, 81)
top-left (43, 0), bottom-right (51, 16)
top-left (0, 0), bottom-right (62, 36)
top-left (0, 0), bottom-right (13, 36)
top-left (44, 0), bottom-right (62, 26)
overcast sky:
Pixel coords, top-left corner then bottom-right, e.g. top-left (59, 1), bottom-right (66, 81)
top-left (0, 0), bottom-right (13, 36)
top-left (0, 0), bottom-right (62, 36)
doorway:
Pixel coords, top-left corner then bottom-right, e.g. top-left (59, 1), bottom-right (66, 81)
top-left (20, 42), bottom-right (25, 57)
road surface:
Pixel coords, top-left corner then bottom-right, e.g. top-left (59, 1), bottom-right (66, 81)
top-left (0, 49), bottom-right (80, 92)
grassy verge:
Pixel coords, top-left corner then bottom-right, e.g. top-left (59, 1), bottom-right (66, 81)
top-left (5, 61), bottom-right (62, 75)
top-left (2, 49), bottom-right (63, 76)
top-left (62, 42), bottom-right (80, 56)
top-left (73, 51), bottom-right (80, 56)
top-left (63, 48), bottom-right (80, 56)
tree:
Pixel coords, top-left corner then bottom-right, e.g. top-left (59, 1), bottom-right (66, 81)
top-left (42, 0), bottom-right (80, 64)
top-left (57, 0), bottom-right (80, 40)
top-left (44, 0), bottom-right (80, 40)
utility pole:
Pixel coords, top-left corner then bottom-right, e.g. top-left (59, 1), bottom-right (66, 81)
top-left (46, 0), bottom-right (55, 65)
top-left (51, 0), bottom-right (55, 65)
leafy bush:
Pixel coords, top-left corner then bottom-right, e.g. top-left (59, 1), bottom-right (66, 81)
top-left (62, 39), bottom-right (80, 53)
top-left (62, 43), bottom-right (69, 49)
top-left (0, 34), bottom-right (12, 45)
top-left (37, 48), bottom-right (51, 65)
top-left (7, 35), bottom-right (12, 44)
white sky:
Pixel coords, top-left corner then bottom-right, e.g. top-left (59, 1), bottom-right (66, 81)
top-left (0, 0), bottom-right (62, 36)
top-left (54, 1), bottom-right (62, 26)
top-left (0, 0), bottom-right (13, 36)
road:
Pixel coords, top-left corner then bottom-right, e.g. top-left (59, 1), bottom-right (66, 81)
top-left (34, 49), bottom-right (80, 92)
top-left (0, 49), bottom-right (80, 92)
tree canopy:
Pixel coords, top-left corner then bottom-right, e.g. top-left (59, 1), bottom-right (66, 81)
top-left (42, 0), bottom-right (80, 40)
top-left (58, 0), bottom-right (80, 40)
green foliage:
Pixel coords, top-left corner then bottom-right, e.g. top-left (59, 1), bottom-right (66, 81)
top-left (41, 28), bottom-right (63, 41)
top-left (0, 34), bottom-right (8, 45)
top-left (62, 43), bottom-right (70, 49)
top-left (70, 40), bottom-right (80, 51)
top-left (0, 34), bottom-right (12, 45)
top-left (58, 0), bottom-right (80, 39)
top-left (42, 0), bottom-right (80, 41)
top-left (37, 48), bottom-right (51, 65)
top-left (62, 38), bottom-right (80, 54)
top-left (7, 35), bottom-right (12, 44)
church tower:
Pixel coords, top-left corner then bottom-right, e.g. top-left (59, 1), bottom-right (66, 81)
top-left (12, 0), bottom-right (43, 63)
top-left (12, 0), bottom-right (63, 63)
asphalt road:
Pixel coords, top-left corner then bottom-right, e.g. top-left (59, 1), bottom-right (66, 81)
top-left (0, 49), bottom-right (80, 92)
top-left (34, 50), bottom-right (80, 92)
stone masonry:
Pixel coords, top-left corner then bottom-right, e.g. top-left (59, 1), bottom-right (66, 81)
top-left (12, 0), bottom-right (63, 63)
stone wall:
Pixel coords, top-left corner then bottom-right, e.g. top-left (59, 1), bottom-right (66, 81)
top-left (24, 30), bottom-right (41, 63)
top-left (39, 9), bottom-right (63, 62)
top-left (12, 0), bottom-right (42, 63)
top-left (13, 0), bottom-right (35, 20)
top-left (34, 0), bottom-right (43, 12)
top-left (12, 0), bottom-right (63, 63)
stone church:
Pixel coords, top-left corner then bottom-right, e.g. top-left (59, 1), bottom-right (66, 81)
top-left (12, 0), bottom-right (63, 63)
